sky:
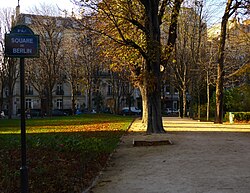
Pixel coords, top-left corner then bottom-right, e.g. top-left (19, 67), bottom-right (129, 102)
top-left (0, 0), bottom-right (79, 15)
top-left (0, 0), bottom-right (229, 26)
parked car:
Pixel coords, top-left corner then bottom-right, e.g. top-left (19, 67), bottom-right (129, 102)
top-left (0, 110), bottom-right (5, 118)
top-left (30, 109), bottom-right (41, 117)
top-left (52, 109), bottom-right (67, 116)
top-left (121, 107), bottom-right (141, 116)
top-left (102, 107), bottom-right (112, 114)
top-left (75, 109), bottom-right (83, 115)
top-left (164, 108), bottom-right (179, 115)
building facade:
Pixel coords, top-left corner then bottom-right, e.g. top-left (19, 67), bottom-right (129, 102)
top-left (1, 5), bottom-right (142, 117)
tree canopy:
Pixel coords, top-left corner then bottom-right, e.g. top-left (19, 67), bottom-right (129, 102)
top-left (77, 0), bottom-right (183, 133)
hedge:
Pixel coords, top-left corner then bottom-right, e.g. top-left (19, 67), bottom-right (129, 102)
top-left (225, 112), bottom-right (250, 122)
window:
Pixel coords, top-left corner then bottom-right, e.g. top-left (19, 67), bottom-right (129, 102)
top-left (57, 84), bottom-right (62, 91)
top-left (173, 101), bottom-right (177, 110)
top-left (5, 88), bottom-right (9, 96)
top-left (25, 99), bottom-right (33, 109)
top-left (76, 84), bottom-right (81, 95)
top-left (43, 19), bottom-right (48, 25)
top-left (107, 85), bottom-right (112, 96)
top-left (44, 31), bottom-right (49, 39)
top-left (25, 85), bottom-right (33, 95)
top-left (174, 88), bottom-right (179, 95)
top-left (56, 84), bottom-right (64, 95)
top-left (56, 19), bottom-right (62, 27)
top-left (76, 102), bottom-right (81, 109)
top-left (25, 16), bottom-right (32, 24)
top-left (57, 99), bottom-right (63, 109)
top-left (165, 85), bottom-right (170, 95)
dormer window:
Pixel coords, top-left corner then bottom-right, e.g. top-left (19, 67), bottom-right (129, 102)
top-left (25, 16), bottom-right (32, 24)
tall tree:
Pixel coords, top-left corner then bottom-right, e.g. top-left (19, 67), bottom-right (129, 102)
top-left (214, 0), bottom-right (248, 123)
top-left (77, 28), bottom-right (102, 112)
top-left (0, 8), bottom-right (19, 118)
top-left (161, 1), bottom-right (208, 119)
top-left (78, 0), bottom-right (183, 133)
top-left (62, 20), bottom-right (87, 115)
top-left (204, 41), bottom-right (217, 121)
top-left (24, 5), bottom-right (66, 115)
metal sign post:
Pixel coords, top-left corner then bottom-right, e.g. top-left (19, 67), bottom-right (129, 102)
top-left (20, 57), bottom-right (28, 193)
top-left (5, 25), bottom-right (39, 193)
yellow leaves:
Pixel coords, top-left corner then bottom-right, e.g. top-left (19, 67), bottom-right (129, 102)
top-left (25, 122), bottom-right (125, 133)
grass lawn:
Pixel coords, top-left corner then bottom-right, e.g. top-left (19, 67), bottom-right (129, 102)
top-left (0, 114), bottom-right (133, 193)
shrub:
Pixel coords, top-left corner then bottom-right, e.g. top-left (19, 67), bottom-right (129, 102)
top-left (234, 112), bottom-right (250, 122)
top-left (226, 112), bottom-right (250, 122)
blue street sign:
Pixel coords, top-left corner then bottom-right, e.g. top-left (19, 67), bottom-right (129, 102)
top-left (4, 25), bottom-right (39, 58)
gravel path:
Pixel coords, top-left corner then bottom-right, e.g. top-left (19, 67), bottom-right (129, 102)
top-left (89, 118), bottom-right (250, 193)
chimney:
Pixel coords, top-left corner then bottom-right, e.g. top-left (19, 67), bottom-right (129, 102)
top-left (16, 0), bottom-right (20, 18)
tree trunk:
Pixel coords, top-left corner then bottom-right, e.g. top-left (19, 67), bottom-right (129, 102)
top-left (6, 58), bottom-right (18, 119)
top-left (142, 73), bottom-right (164, 133)
top-left (206, 71), bottom-right (210, 121)
top-left (179, 92), bottom-right (183, 118)
top-left (146, 88), bottom-right (164, 133)
top-left (140, 85), bottom-right (148, 124)
top-left (215, 0), bottom-right (232, 124)
top-left (87, 87), bottom-right (92, 112)
top-left (8, 94), bottom-right (13, 119)
top-left (142, 0), bottom-right (164, 133)
top-left (7, 79), bottom-right (16, 119)
top-left (0, 98), bottom-right (2, 112)
top-left (48, 85), bottom-right (53, 116)
top-left (182, 84), bottom-right (187, 117)
top-left (215, 65), bottom-right (224, 123)
top-left (41, 96), bottom-right (46, 117)
top-left (198, 91), bottom-right (201, 120)
top-left (0, 83), bottom-right (4, 110)
top-left (71, 83), bottom-right (76, 115)
top-left (189, 82), bottom-right (194, 118)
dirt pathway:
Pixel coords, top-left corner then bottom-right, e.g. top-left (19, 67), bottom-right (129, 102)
top-left (88, 118), bottom-right (250, 193)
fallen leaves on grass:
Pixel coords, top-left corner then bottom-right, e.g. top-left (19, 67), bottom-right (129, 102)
top-left (0, 140), bottom-right (114, 193)
top-left (0, 115), bottom-right (132, 192)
